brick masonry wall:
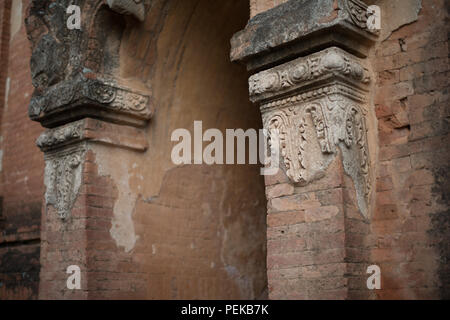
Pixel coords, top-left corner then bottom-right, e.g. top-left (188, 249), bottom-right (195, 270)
top-left (0, 0), bottom-right (43, 300)
top-left (370, 0), bottom-right (449, 299)
top-left (265, 157), bottom-right (348, 299)
top-left (265, 153), bottom-right (374, 299)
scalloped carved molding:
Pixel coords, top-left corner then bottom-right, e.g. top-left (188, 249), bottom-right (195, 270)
top-left (249, 47), bottom-right (370, 102)
top-left (29, 76), bottom-right (153, 128)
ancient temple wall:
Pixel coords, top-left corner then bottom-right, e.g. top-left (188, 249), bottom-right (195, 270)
top-left (0, 0), bottom-right (42, 300)
top-left (368, 0), bottom-right (449, 299)
top-left (21, 0), bottom-right (267, 300)
top-left (0, 0), bottom-right (447, 300)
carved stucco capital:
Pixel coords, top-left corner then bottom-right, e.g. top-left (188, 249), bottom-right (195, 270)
top-left (29, 75), bottom-right (153, 128)
top-left (26, 0), bottom-right (151, 128)
top-left (26, 1), bottom-right (152, 221)
top-left (254, 47), bottom-right (373, 218)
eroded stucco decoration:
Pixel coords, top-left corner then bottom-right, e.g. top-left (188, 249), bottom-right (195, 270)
top-left (36, 120), bottom-right (84, 151)
top-left (26, 0), bottom-right (151, 221)
top-left (251, 47), bottom-right (372, 217)
top-left (106, 0), bottom-right (146, 22)
top-left (44, 146), bottom-right (86, 220)
top-left (29, 76), bottom-right (152, 127)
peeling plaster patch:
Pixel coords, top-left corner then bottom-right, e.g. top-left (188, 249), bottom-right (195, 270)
top-left (10, 0), bottom-right (23, 42)
top-left (377, 0), bottom-right (422, 41)
top-left (92, 146), bottom-right (139, 253)
top-left (218, 178), bottom-right (254, 299)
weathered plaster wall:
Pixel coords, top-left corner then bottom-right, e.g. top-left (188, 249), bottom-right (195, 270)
top-left (97, 0), bottom-right (269, 299)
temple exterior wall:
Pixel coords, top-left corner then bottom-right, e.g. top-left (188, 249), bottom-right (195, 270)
top-left (0, 0), bottom-right (448, 300)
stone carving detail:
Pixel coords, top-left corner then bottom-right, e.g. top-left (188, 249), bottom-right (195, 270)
top-left (264, 108), bottom-right (307, 184)
top-left (106, 0), bottom-right (146, 22)
top-left (89, 81), bottom-right (117, 104)
top-left (37, 121), bottom-right (84, 150)
top-left (255, 47), bottom-right (373, 217)
top-left (306, 103), bottom-right (333, 154)
top-left (344, 105), bottom-right (371, 199)
top-left (344, 0), bottom-right (378, 34)
top-left (260, 83), bottom-right (366, 111)
top-left (29, 76), bottom-right (152, 123)
top-left (26, 0), bottom-right (152, 128)
top-left (249, 47), bottom-right (370, 98)
top-left (262, 98), bottom-right (372, 217)
top-left (44, 147), bottom-right (86, 219)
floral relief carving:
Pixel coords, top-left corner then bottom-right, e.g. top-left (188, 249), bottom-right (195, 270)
top-left (36, 121), bottom-right (84, 150)
top-left (262, 98), bottom-right (372, 217)
top-left (264, 108), bottom-right (307, 184)
top-left (44, 147), bottom-right (86, 220)
top-left (343, 105), bottom-right (371, 200)
top-left (345, 0), bottom-right (370, 29)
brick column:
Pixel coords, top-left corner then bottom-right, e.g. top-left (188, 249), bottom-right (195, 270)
top-left (231, 0), bottom-right (378, 299)
top-left (25, 0), bottom-right (150, 299)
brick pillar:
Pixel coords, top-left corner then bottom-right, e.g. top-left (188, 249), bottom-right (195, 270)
top-left (231, 0), bottom-right (378, 299)
top-left (37, 118), bottom-right (150, 299)
top-left (25, 0), bottom-right (150, 299)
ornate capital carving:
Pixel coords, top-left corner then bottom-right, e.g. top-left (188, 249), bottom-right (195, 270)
top-left (29, 76), bottom-right (153, 128)
top-left (36, 118), bottom-right (148, 152)
top-left (249, 47), bottom-right (370, 102)
top-left (255, 47), bottom-right (373, 218)
top-left (26, 0), bottom-right (151, 128)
